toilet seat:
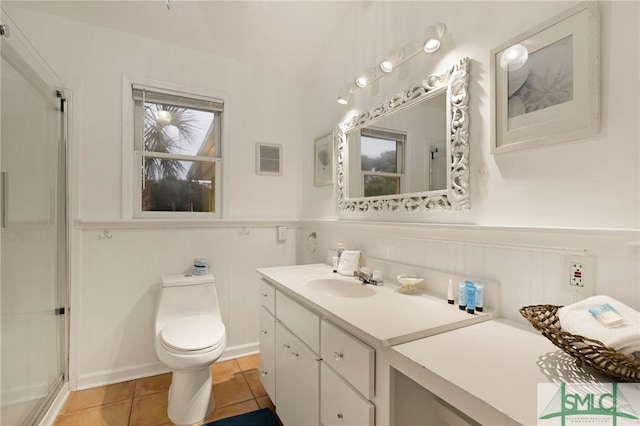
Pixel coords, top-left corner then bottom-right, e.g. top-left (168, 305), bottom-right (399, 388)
top-left (160, 314), bottom-right (225, 354)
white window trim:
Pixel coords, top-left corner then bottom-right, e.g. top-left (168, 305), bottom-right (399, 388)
top-left (358, 127), bottom-right (407, 196)
top-left (121, 76), bottom-right (230, 220)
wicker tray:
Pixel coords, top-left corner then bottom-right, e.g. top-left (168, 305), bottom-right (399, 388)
top-left (519, 304), bottom-right (640, 382)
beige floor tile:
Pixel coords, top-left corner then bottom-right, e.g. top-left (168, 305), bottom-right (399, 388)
top-left (134, 373), bottom-right (172, 397)
top-left (236, 354), bottom-right (259, 372)
top-left (256, 395), bottom-right (275, 411)
top-left (201, 400), bottom-right (259, 424)
top-left (56, 355), bottom-right (268, 426)
top-left (55, 399), bottom-right (132, 426)
top-left (211, 359), bottom-right (240, 383)
top-left (129, 391), bottom-right (170, 426)
top-left (242, 369), bottom-right (267, 399)
top-left (212, 374), bottom-right (254, 408)
top-left (64, 381), bottom-right (136, 413)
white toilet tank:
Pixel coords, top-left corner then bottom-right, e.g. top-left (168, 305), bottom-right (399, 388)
top-left (156, 273), bottom-right (222, 330)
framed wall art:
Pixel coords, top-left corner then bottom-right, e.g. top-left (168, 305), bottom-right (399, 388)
top-left (314, 131), bottom-right (334, 186)
top-left (490, 1), bottom-right (599, 154)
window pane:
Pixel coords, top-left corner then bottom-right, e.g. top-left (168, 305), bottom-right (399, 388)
top-left (142, 159), bottom-right (216, 212)
top-left (364, 175), bottom-right (400, 197)
top-left (361, 136), bottom-right (397, 173)
top-left (144, 103), bottom-right (216, 157)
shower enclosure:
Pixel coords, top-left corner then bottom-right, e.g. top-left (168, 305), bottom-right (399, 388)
top-left (1, 9), bottom-right (68, 425)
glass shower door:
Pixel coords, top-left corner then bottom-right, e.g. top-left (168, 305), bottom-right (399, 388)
top-left (1, 12), bottom-right (67, 425)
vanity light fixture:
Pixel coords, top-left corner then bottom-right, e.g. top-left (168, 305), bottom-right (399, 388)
top-left (337, 83), bottom-right (354, 105)
top-left (423, 23), bottom-right (447, 53)
top-left (379, 48), bottom-right (405, 73)
top-left (500, 43), bottom-right (529, 70)
top-left (355, 68), bottom-right (377, 88)
top-left (337, 22), bottom-right (447, 105)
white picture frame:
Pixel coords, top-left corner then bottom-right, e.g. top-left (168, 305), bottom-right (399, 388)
top-left (314, 131), bottom-right (334, 186)
top-left (490, 1), bottom-right (599, 154)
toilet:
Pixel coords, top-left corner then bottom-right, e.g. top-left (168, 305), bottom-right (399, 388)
top-left (154, 273), bottom-right (226, 425)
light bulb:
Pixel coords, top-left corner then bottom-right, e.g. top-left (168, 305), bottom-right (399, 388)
top-left (500, 43), bottom-right (528, 71)
top-left (423, 38), bottom-right (441, 53)
top-left (380, 60), bottom-right (393, 73)
top-left (154, 110), bottom-right (172, 125)
top-left (355, 76), bottom-right (368, 88)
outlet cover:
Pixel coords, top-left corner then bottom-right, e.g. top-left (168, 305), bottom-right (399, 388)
top-left (563, 254), bottom-right (595, 296)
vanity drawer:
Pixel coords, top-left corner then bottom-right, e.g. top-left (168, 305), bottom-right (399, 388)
top-left (321, 320), bottom-right (374, 399)
top-left (259, 306), bottom-right (276, 402)
top-left (321, 363), bottom-right (374, 426)
top-left (276, 291), bottom-right (320, 354)
top-left (259, 279), bottom-right (275, 314)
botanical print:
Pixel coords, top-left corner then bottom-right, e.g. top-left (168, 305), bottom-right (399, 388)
top-left (316, 143), bottom-right (330, 177)
top-left (508, 35), bottom-right (574, 118)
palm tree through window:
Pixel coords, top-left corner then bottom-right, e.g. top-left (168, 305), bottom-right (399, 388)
top-left (132, 85), bottom-right (223, 217)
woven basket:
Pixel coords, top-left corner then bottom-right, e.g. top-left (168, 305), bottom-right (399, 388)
top-left (519, 304), bottom-right (640, 382)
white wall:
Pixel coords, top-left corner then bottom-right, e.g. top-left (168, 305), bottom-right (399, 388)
top-left (302, 1), bottom-right (640, 228)
top-left (3, 5), bottom-right (302, 389)
top-left (4, 5), bottom-right (302, 221)
top-left (296, 1), bottom-right (639, 331)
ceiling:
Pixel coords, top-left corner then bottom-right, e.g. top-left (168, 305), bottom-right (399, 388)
top-left (10, 1), bottom-right (354, 76)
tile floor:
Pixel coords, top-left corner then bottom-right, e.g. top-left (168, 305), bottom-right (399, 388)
top-left (54, 354), bottom-right (277, 426)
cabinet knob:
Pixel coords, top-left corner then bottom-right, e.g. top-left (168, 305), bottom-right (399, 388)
top-left (282, 344), bottom-right (290, 351)
top-left (262, 293), bottom-right (268, 298)
top-left (333, 351), bottom-right (344, 361)
top-left (337, 413), bottom-right (344, 420)
top-left (291, 351), bottom-right (299, 359)
top-left (261, 370), bottom-right (268, 377)
top-left (260, 329), bottom-right (268, 335)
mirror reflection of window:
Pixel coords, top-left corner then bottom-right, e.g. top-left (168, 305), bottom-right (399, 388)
top-left (360, 128), bottom-right (406, 197)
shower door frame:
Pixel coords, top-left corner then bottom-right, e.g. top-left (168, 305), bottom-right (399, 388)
top-left (1, 9), bottom-right (69, 425)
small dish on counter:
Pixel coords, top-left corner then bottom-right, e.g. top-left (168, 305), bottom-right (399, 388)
top-left (397, 275), bottom-right (423, 295)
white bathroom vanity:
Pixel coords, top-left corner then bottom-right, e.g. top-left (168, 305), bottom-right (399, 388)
top-left (256, 262), bottom-right (607, 425)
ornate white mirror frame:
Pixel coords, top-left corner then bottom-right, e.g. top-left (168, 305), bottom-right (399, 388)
top-left (336, 57), bottom-right (470, 214)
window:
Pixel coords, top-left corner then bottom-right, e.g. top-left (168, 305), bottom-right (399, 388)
top-left (360, 127), bottom-right (406, 197)
top-left (132, 85), bottom-right (223, 218)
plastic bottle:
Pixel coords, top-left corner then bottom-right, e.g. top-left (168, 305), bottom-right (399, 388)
top-left (465, 281), bottom-right (476, 314)
top-left (475, 283), bottom-right (484, 312)
top-left (336, 243), bottom-right (344, 270)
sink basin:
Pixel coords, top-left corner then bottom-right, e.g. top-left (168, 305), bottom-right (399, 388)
top-left (305, 278), bottom-right (375, 298)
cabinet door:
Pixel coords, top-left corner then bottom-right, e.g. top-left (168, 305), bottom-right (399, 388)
top-left (321, 363), bottom-right (374, 426)
top-left (259, 306), bottom-right (276, 401)
top-left (275, 322), bottom-right (320, 426)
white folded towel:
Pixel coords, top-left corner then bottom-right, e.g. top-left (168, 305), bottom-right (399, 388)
top-left (337, 250), bottom-right (361, 276)
top-left (558, 295), bottom-right (640, 356)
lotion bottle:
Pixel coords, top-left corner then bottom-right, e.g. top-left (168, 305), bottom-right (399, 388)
top-left (465, 281), bottom-right (476, 314)
top-left (457, 282), bottom-right (466, 310)
top-left (447, 278), bottom-right (454, 304)
top-left (475, 283), bottom-right (484, 312)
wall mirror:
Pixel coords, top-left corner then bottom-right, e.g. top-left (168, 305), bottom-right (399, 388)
top-left (336, 57), bottom-right (470, 213)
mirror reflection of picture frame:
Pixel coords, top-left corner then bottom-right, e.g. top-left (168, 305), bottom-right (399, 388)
top-left (490, 1), bottom-right (599, 154)
top-left (314, 131), bottom-right (334, 186)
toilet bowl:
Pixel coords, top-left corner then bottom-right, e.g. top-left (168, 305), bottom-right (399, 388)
top-left (154, 273), bottom-right (226, 426)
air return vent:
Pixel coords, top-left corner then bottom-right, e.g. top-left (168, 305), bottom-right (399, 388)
top-left (256, 143), bottom-right (282, 176)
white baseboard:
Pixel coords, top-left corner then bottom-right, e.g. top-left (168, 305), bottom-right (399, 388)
top-left (74, 342), bottom-right (259, 391)
top-left (38, 383), bottom-right (70, 426)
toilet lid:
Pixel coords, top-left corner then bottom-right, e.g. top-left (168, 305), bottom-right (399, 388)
top-left (161, 314), bottom-right (225, 352)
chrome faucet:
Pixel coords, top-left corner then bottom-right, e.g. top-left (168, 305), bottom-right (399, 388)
top-left (356, 270), bottom-right (383, 286)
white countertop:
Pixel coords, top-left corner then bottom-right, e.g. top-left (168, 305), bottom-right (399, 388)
top-left (390, 319), bottom-right (609, 426)
top-left (257, 263), bottom-right (491, 346)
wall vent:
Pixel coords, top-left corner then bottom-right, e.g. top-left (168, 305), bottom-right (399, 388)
top-left (256, 143), bottom-right (282, 176)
